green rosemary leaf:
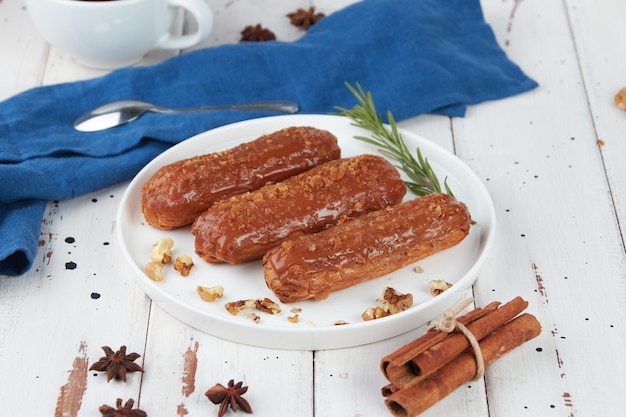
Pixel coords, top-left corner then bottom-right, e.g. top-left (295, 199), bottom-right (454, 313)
top-left (334, 82), bottom-right (452, 196)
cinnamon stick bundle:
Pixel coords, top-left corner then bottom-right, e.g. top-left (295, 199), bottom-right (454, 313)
top-left (381, 297), bottom-right (528, 389)
top-left (380, 297), bottom-right (541, 417)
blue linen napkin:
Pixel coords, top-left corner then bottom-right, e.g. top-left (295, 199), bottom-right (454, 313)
top-left (0, 0), bottom-right (537, 276)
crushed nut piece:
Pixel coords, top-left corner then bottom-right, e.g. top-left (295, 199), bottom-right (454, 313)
top-left (173, 254), bottom-right (194, 277)
top-left (362, 287), bottom-right (413, 321)
top-left (145, 260), bottom-right (164, 281)
top-left (225, 299), bottom-right (257, 315)
top-left (362, 306), bottom-right (390, 321)
top-left (197, 285), bottom-right (224, 302)
top-left (414, 265), bottom-right (424, 273)
top-left (255, 297), bottom-right (281, 314)
top-left (429, 279), bottom-right (453, 296)
top-left (248, 313), bottom-right (261, 323)
top-left (287, 314), bottom-right (299, 323)
top-left (334, 320), bottom-right (349, 326)
top-left (290, 307), bottom-right (302, 314)
top-left (150, 237), bottom-right (174, 264)
top-left (615, 87), bottom-right (626, 109)
top-left (226, 297), bottom-right (282, 316)
top-left (379, 287), bottom-right (414, 314)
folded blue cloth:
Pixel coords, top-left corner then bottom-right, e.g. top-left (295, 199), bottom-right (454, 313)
top-left (0, 0), bottom-right (537, 276)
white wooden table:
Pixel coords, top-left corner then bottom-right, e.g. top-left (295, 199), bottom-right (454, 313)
top-left (2, 0), bottom-right (626, 416)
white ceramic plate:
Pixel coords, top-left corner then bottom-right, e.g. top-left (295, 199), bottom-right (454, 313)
top-left (117, 114), bottom-right (496, 350)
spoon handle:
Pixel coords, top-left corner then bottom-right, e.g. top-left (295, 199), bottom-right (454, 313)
top-left (151, 100), bottom-right (299, 114)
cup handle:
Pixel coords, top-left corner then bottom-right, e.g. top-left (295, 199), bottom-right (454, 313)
top-left (157, 0), bottom-right (213, 50)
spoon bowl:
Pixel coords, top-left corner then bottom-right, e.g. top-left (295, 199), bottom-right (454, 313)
top-left (73, 99), bottom-right (300, 132)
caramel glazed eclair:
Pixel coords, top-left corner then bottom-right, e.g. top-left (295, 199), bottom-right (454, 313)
top-left (263, 193), bottom-right (471, 303)
top-left (141, 126), bottom-right (341, 229)
top-left (192, 154), bottom-right (407, 264)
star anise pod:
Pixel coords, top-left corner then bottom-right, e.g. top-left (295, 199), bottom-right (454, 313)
top-left (287, 7), bottom-right (325, 30)
top-left (99, 398), bottom-right (147, 417)
top-left (240, 24), bottom-right (276, 42)
top-left (89, 345), bottom-right (144, 382)
top-left (205, 379), bottom-right (253, 417)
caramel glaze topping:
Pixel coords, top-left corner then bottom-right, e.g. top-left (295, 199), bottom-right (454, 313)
top-left (263, 193), bottom-right (471, 303)
top-left (141, 126), bottom-right (341, 229)
top-left (192, 154), bottom-right (407, 264)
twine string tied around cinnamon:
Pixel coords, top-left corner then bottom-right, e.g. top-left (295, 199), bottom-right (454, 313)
top-left (426, 298), bottom-right (485, 380)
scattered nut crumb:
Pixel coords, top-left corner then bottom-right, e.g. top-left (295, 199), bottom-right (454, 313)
top-left (287, 314), bottom-right (299, 323)
top-left (173, 254), bottom-right (194, 277)
top-left (429, 279), bottom-right (453, 296)
top-left (615, 87), bottom-right (626, 109)
top-left (145, 260), bottom-right (165, 281)
top-left (290, 307), bottom-right (302, 314)
top-left (362, 306), bottom-right (390, 321)
top-left (379, 287), bottom-right (413, 314)
top-left (197, 285), bottom-right (224, 302)
top-left (225, 297), bottom-right (282, 316)
top-left (225, 299), bottom-right (257, 315)
top-left (248, 313), bottom-right (261, 323)
top-left (597, 139), bottom-right (605, 146)
top-left (255, 297), bottom-right (281, 315)
top-left (150, 237), bottom-right (174, 264)
top-left (362, 287), bottom-right (413, 321)
top-left (334, 320), bottom-right (349, 326)
top-left (414, 265), bottom-right (424, 273)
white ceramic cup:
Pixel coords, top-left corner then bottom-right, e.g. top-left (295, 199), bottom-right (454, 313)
top-left (25, 0), bottom-right (213, 69)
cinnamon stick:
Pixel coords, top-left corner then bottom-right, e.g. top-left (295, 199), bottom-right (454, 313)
top-left (381, 300), bottom-right (501, 386)
top-left (384, 313), bottom-right (542, 417)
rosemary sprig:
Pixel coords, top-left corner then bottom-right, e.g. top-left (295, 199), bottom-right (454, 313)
top-left (334, 82), bottom-right (452, 196)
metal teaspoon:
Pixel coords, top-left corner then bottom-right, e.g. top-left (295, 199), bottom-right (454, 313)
top-left (73, 99), bottom-right (300, 132)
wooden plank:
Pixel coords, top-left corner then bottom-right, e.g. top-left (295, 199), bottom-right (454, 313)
top-left (566, 0), bottom-right (626, 246)
top-left (467, 0), bottom-right (626, 415)
top-left (139, 306), bottom-right (314, 417)
top-left (0, 0), bottom-right (48, 99)
top-left (309, 0), bottom-right (482, 415)
top-left (2, 0), bottom-right (624, 416)
top-left (314, 320), bottom-right (491, 417)
top-left (0, 184), bottom-right (152, 416)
